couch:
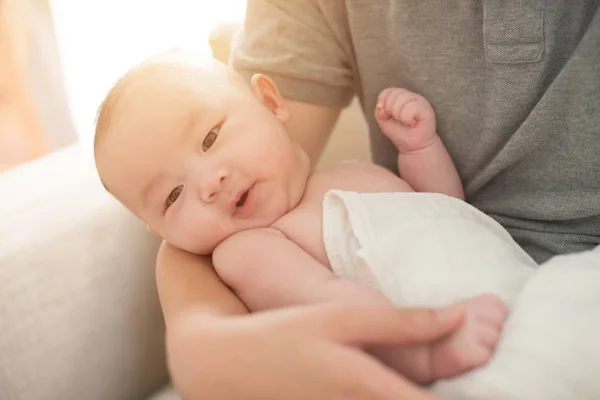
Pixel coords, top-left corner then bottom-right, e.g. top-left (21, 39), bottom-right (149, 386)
top-left (0, 93), bottom-right (369, 399)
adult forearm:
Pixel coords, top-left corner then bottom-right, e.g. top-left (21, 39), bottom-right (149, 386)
top-left (313, 278), bottom-right (394, 308)
top-left (155, 241), bottom-right (251, 399)
top-left (283, 99), bottom-right (342, 168)
top-left (155, 241), bottom-right (248, 326)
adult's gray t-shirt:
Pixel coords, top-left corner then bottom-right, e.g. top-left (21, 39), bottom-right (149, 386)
top-left (232, 0), bottom-right (600, 263)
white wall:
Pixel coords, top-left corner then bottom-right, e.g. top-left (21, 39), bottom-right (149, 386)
top-left (49, 0), bottom-right (370, 165)
top-left (50, 0), bottom-right (247, 151)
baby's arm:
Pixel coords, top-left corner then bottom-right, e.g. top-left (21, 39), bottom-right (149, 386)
top-left (213, 228), bottom-right (436, 381)
top-left (212, 227), bottom-right (397, 312)
top-left (214, 227), bottom-right (507, 384)
top-left (213, 227), bottom-right (487, 384)
top-left (375, 88), bottom-right (464, 199)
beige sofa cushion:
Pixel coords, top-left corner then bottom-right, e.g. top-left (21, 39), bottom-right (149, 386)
top-left (0, 145), bottom-right (167, 400)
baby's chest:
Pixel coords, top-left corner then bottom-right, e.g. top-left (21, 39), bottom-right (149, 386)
top-left (274, 204), bottom-right (330, 267)
top-left (273, 162), bottom-right (411, 267)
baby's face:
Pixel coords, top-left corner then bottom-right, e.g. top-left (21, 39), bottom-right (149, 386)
top-left (95, 59), bottom-right (310, 254)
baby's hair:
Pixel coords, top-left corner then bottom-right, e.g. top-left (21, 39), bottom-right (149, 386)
top-left (94, 50), bottom-right (233, 152)
top-left (93, 70), bottom-right (140, 193)
top-left (93, 50), bottom-right (194, 190)
top-left (93, 63), bottom-right (145, 157)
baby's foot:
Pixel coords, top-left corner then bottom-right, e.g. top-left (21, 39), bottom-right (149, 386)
top-left (374, 87), bottom-right (437, 153)
top-left (429, 293), bottom-right (508, 380)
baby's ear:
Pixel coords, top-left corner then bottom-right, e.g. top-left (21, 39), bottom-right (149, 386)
top-left (250, 73), bottom-right (290, 123)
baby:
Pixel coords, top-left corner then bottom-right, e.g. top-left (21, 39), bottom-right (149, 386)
top-left (94, 52), bottom-right (507, 384)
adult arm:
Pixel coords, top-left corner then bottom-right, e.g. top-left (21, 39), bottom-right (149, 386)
top-left (157, 241), bottom-right (462, 400)
top-left (214, 228), bottom-right (460, 383)
top-left (282, 99), bottom-right (341, 167)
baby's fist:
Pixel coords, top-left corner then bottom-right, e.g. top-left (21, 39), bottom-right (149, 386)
top-left (375, 88), bottom-right (437, 153)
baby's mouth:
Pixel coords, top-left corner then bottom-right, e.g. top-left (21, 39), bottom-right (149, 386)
top-left (236, 190), bottom-right (249, 207)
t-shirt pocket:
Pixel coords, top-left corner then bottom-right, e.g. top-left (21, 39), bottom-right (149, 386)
top-left (483, 0), bottom-right (545, 64)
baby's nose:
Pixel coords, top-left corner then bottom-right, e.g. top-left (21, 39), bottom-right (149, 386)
top-left (199, 170), bottom-right (227, 203)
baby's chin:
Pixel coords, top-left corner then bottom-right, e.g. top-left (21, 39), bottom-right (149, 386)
top-left (173, 228), bottom-right (250, 256)
top-left (191, 222), bottom-right (281, 255)
top-left (183, 239), bottom-right (221, 256)
top-left (164, 233), bottom-right (220, 256)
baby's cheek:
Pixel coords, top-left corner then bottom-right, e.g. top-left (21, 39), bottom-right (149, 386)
top-left (163, 211), bottom-right (200, 253)
top-left (180, 213), bottom-right (231, 255)
top-left (165, 223), bottom-right (195, 254)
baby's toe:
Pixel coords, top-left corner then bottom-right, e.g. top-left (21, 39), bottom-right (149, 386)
top-left (474, 294), bottom-right (509, 328)
top-left (469, 341), bottom-right (495, 366)
top-left (449, 335), bottom-right (494, 372)
top-left (477, 323), bottom-right (502, 349)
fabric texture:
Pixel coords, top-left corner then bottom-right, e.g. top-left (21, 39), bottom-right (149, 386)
top-left (0, 145), bottom-right (167, 400)
top-left (232, 0), bottom-right (600, 263)
top-left (322, 189), bottom-right (600, 400)
top-left (322, 190), bottom-right (536, 307)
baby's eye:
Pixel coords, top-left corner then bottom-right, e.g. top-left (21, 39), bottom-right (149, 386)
top-left (166, 185), bottom-right (183, 209)
top-left (202, 126), bottom-right (220, 152)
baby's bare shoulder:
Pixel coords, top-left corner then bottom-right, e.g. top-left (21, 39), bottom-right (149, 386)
top-left (328, 159), bottom-right (394, 177)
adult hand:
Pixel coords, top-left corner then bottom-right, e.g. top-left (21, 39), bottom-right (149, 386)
top-left (167, 303), bottom-right (464, 400)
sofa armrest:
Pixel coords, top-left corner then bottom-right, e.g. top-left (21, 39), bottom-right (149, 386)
top-left (0, 145), bottom-right (167, 400)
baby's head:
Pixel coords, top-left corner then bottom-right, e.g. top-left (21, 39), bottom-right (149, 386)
top-left (94, 51), bottom-right (310, 255)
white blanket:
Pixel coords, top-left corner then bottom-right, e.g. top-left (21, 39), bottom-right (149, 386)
top-left (322, 190), bottom-right (600, 400)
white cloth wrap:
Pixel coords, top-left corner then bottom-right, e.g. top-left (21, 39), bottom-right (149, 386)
top-left (322, 190), bottom-right (600, 400)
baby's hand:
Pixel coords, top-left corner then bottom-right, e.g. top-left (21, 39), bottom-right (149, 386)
top-left (375, 88), bottom-right (437, 153)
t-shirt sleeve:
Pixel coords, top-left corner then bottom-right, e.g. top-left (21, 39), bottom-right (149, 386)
top-left (230, 0), bottom-right (355, 107)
